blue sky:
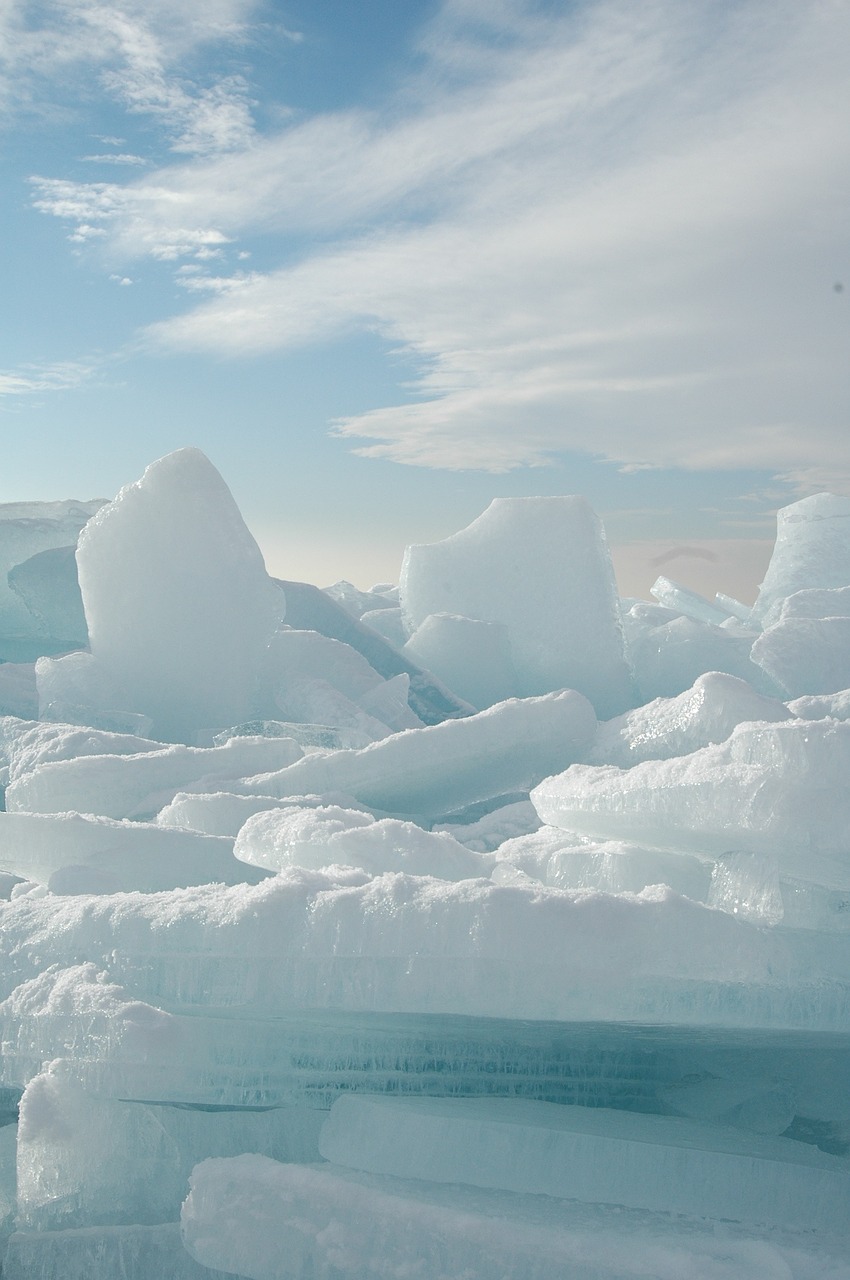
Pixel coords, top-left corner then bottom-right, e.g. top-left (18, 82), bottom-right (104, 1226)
top-left (1, 0), bottom-right (847, 599)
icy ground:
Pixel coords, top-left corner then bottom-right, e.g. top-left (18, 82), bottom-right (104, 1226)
top-left (0, 447), bottom-right (847, 1279)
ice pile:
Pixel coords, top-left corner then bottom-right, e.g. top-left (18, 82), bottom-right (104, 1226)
top-left (0, 450), bottom-right (848, 1279)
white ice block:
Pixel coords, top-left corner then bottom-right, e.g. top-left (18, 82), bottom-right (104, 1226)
top-left (5, 735), bottom-right (303, 820)
top-left (752, 616), bottom-right (850, 697)
top-left (234, 805), bottom-right (487, 880)
top-left (650, 575), bottom-right (734, 625)
top-left (238, 690), bottom-right (597, 821)
top-left (751, 493), bottom-right (850, 624)
top-left (181, 1154), bottom-right (850, 1280)
top-left (403, 612), bottom-right (518, 709)
top-left (61, 449), bottom-right (285, 741)
top-left (0, 811), bottom-right (264, 893)
top-left (318, 1094), bottom-right (850, 1232)
top-left (625, 613), bottom-right (774, 702)
top-left (533, 718), bottom-right (850, 889)
top-left (400, 497), bottom-right (635, 717)
top-left (588, 671), bottom-right (791, 768)
top-left (3, 1223), bottom-right (228, 1280)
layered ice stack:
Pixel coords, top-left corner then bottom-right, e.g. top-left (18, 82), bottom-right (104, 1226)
top-left (0, 450), bottom-right (847, 1280)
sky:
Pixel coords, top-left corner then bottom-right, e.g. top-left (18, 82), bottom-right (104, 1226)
top-left (1, 0), bottom-right (848, 601)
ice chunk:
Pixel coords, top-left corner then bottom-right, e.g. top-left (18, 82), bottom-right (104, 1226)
top-left (359, 605), bottom-right (406, 648)
top-left (436, 798), bottom-right (541, 852)
top-left (588, 671), bottom-right (792, 768)
top-left (752, 616), bottom-right (850, 697)
top-left (400, 497), bottom-right (635, 717)
top-left (182, 1154), bottom-right (847, 1280)
top-left (7, 545), bottom-right (88, 649)
top-left (0, 499), bottom-right (103, 658)
top-left (5, 735), bottom-right (303, 820)
top-left (650, 575), bottom-right (734, 625)
top-left (787, 689), bottom-right (850, 721)
top-left (3, 1223), bottom-right (227, 1280)
top-left (239, 690), bottom-right (597, 821)
top-left (403, 612), bottom-right (517, 709)
top-left (533, 719), bottom-right (850, 889)
top-left (234, 805), bottom-right (487, 880)
top-left (0, 665), bottom-right (38, 719)
top-left (0, 718), bottom-right (162, 785)
top-left (275, 579), bottom-right (472, 724)
top-left (625, 613), bottom-right (775, 702)
top-left (751, 492), bottom-right (850, 623)
top-left (157, 790), bottom-right (374, 838)
top-left (319, 1094), bottom-right (850, 1231)
top-left (0, 811), bottom-right (265, 893)
top-left (56, 449), bottom-right (285, 741)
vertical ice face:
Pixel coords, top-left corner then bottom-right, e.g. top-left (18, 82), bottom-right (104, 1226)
top-left (400, 497), bottom-right (635, 718)
top-left (751, 493), bottom-right (850, 623)
top-left (55, 449), bottom-right (284, 742)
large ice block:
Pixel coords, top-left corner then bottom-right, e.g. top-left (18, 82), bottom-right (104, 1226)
top-left (318, 1094), bottom-right (850, 1231)
top-left (403, 612), bottom-right (518, 709)
top-left (400, 497), bottom-right (635, 717)
top-left (533, 718), bottom-right (850, 889)
top-left (55, 449), bottom-right (285, 741)
top-left (234, 805), bottom-right (488, 880)
top-left (0, 811), bottom-right (265, 893)
top-left (588, 671), bottom-right (792, 768)
top-left (237, 690), bottom-right (597, 821)
top-left (7, 545), bottom-right (88, 650)
top-left (751, 616), bottom-right (850, 697)
top-left (181, 1154), bottom-right (849, 1280)
top-left (624, 612), bottom-right (775, 702)
top-left (5, 735), bottom-right (304, 820)
top-left (751, 493), bottom-right (850, 623)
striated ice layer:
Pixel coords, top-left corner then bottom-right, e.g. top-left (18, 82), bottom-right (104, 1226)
top-left (237, 690), bottom-right (597, 821)
top-left (318, 1094), bottom-right (850, 1231)
top-left (47, 449), bottom-right (285, 742)
top-left (0, 811), bottom-right (265, 894)
top-left (0, 873), bottom-right (847, 1029)
top-left (181, 1155), bottom-right (850, 1280)
top-left (234, 804), bottom-right (488, 880)
top-left (4, 1223), bottom-right (243, 1280)
top-left (5, 735), bottom-right (303, 820)
top-left (751, 493), bottom-right (850, 624)
top-left (587, 671), bottom-right (792, 767)
top-left (400, 497), bottom-right (635, 717)
top-left (533, 718), bottom-right (850, 889)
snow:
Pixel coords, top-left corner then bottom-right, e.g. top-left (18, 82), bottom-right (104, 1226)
top-left (0, 448), bottom-right (848, 1278)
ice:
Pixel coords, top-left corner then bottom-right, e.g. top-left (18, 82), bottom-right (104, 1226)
top-left (650, 575), bottom-right (734, 625)
top-left (0, 500), bottom-right (103, 661)
top-left (234, 804), bottom-right (488, 880)
top-left (532, 718), bottom-right (850, 889)
top-left (236, 689), bottom-right (597, 821)
top-left (624, 612), bottom-right (775, 702)
top-left (751, 492), bottom-right (850, 623)
top-left (3, 1223), bottom-right (232, 1280)
top-left (0, 811), bottom-right (265, 893)
top-left (0, 667), bottom-right (38, 720)
top-left (588, 671), bottom-right (792, 767)
top-left (181, 1155), bottom-right (850, 1280)
top-left (752, 616), bottom-right (850, 696)
top-left (5, 734), bottom-right (304, 820)
top-left (46, 449), bottom-right (285, 742)
top-left (7, 545), bottom-right (88, 652)
top-left (788, 688), bottom-right (850, 720)
top-left (403, 612), bottom-right (518, 709)
top-left (400, 497), bottom-right (635, 717)
top-left (318, 1094), bottom-right (850, 1231)
top-left (157, 789), bottom-right (372, 838)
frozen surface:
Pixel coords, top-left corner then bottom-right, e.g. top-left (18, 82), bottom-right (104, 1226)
top-left (319, 1094), bottom-right (850, 1230)
top-left (238, 690), bottom-right (597, 820)
top-left (401, 497), bottom-right (635, 717)
top-left (58, 449), bottom-right (285, 741)
top-left (7, 545), bottom-right (88, 651)
top-left (752, 616), bottom-right (850, 696)
top-left (625, 613), bottom-right (773, 702)
top-left (403, 612), bottom-right (518, 709)
top-left (650, 575), bottom-right (733, 625)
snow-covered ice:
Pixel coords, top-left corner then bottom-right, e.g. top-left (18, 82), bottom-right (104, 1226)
top-left (0, 449), bottom-right (848, 1278)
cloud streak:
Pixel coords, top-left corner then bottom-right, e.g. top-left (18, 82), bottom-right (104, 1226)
top-left (23, 0), bottom-right (850, 484)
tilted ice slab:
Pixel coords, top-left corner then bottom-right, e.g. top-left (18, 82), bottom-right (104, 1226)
top-left (236, 690), bottom-right (596, 821)
top-left (7, 544), bottom-right (89, 649)
top-left (403, 612), bottom-right (518, 710)
top-left (319, 1094), bottom-right (850, 1232)
top-left (587, 672), bottom-right (792, 768)
top-left (400, 497), bottom-right (635, 718)
top-left (752, 616), bottom-right (850, 698)
top-left (649, 575), bottom-right (734, 626)
top-left (0, 717), bottom-right (162, 785)
top-left (157, 789), bottom-right (373, 838)
top-left (533, 719), bottom-right (850, 889)
top-left (0, 811), bottom-right (265, 894)
top-left (181, 1154), bottom-right (850, 1280)
top-left (751, 493), bottom-right (850, 624)
top-left (624, 613), bottom-right (774, 702)
top-left (234, 804), bottom-right (488, 880)
top-left (0, 870), bottom-right (846, 1029)
top-left (43, 449), bottom-right (285, 742)
top-left (5, 735), bottom-right (303, 820)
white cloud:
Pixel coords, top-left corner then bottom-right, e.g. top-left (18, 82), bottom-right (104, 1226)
top-left (0, 360), bottom-right (95, 397)
top-left (23, 0), bottom-right (850, 484)
top-left (81, 153), bottom-right (148, 165)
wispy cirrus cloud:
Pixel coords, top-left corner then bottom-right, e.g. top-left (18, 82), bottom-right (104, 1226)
top-left (0, 360), bottom-right (96, 398)
top-left (23, 0), bottom-right (850, 486)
